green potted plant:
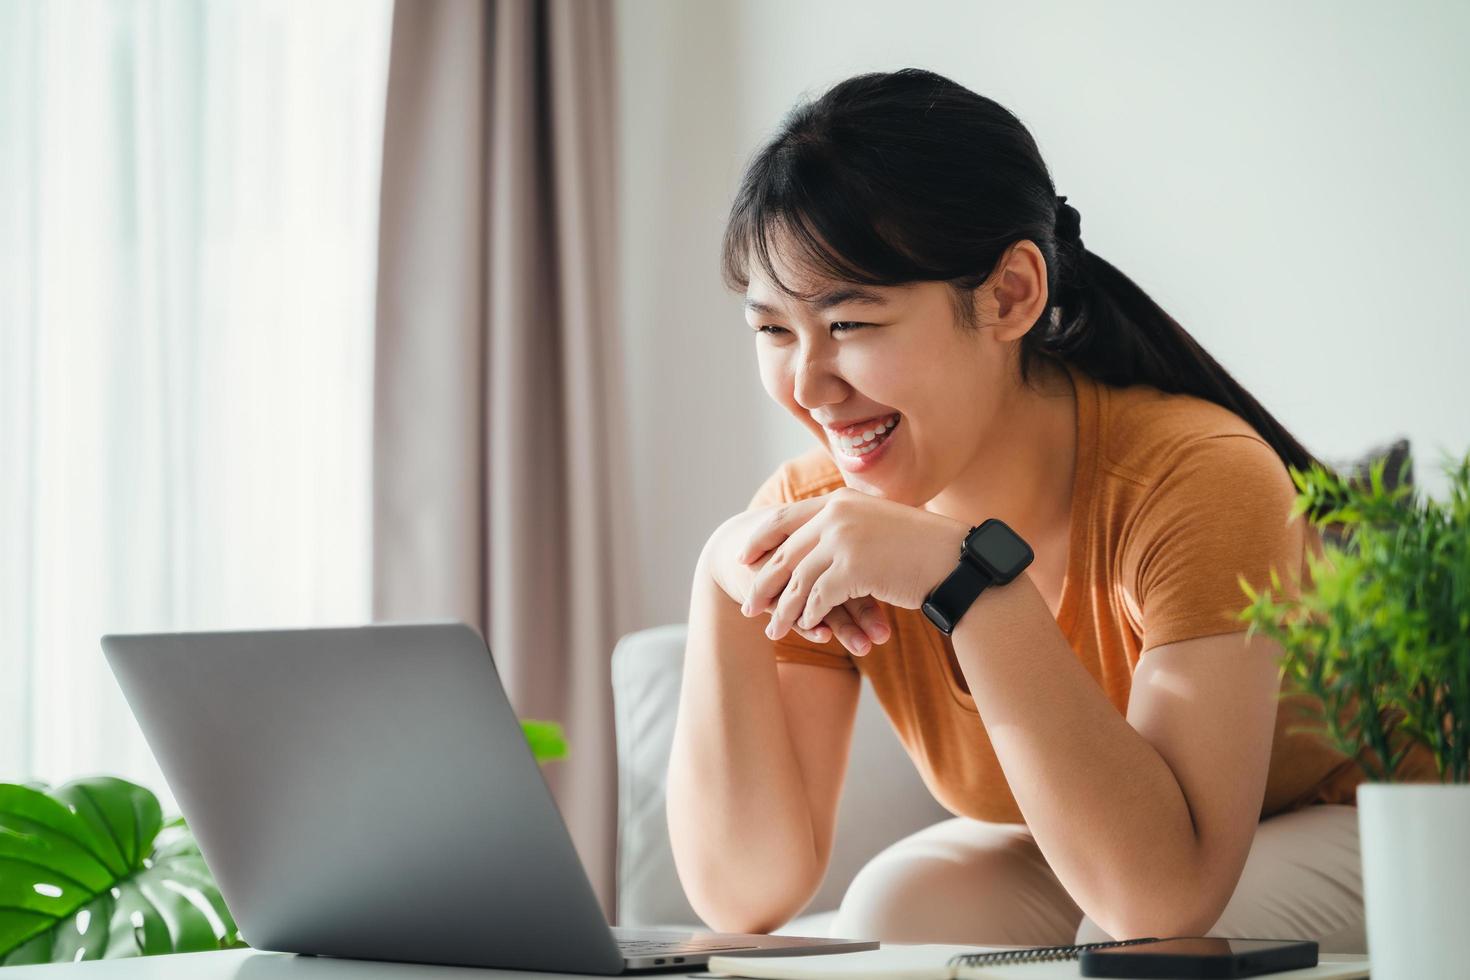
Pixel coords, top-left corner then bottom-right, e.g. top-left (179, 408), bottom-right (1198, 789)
top-left (0, 720), bottom-right (567, 966)
top-left (1238, 449), bottom-right (1469, 980)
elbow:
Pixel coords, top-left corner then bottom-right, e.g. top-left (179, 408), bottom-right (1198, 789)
top-left (675, 852), bottom-right (823, 936)
top-left (1087, 869), bottom-right (1230, 942)
top-left (697, 904), bottom-right (799, 937)
top-left (1096, 904), bottom-right (1222, 944)
top-left (666, 800), bottom-right (825, 936)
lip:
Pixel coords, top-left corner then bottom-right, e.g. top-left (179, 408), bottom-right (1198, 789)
top-left (821, 412), bottom-right (898, 438)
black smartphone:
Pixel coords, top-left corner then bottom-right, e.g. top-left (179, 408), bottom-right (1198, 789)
top-left (1079, 937), bottom-right (1318, 978)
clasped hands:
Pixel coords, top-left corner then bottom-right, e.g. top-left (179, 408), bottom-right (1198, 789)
top-left (707, 487), bottom-right (968, 657)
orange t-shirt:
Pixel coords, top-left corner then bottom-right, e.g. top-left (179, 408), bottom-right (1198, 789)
top-left (747, 363), bottom-right (1376, 823)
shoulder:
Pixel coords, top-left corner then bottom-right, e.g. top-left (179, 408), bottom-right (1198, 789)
top-left (1079, 384), bottom-right (1309, 650)
top-left (1081, 376), bottom-right (1304, 567)
top-left (746, 445), bottom-right (845, 509)
top-left (1094, 378), bottom-right (1272, 488)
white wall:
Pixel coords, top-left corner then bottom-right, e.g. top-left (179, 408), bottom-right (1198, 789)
top-left (614, 0), bottom-right (1470, 630)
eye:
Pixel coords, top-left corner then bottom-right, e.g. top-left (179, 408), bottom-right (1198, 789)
top-left (752, 322), bottom-right (868, 336)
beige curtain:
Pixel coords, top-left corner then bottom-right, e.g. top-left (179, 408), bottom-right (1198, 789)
top-left (373, 0), bottom-right (633, 915)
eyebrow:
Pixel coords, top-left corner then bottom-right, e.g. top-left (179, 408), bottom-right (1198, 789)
top-left (743, 286), bottom-right (889, 317)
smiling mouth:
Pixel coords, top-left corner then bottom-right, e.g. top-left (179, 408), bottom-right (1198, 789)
top-left (830, 413), bottom-right (901, 457)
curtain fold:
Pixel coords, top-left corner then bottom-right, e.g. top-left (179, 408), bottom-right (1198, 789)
top-left (374, 0), bottom-right (633, 915)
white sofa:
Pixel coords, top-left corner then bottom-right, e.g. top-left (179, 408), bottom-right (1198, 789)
top-left (611, 623), bottom-right (950, 936)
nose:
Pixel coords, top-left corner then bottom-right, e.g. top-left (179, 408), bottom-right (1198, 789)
top-left (791, 348), bottom-right (847, 412)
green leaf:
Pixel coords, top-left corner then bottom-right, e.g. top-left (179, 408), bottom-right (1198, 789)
top-left (521, 720), bottom-right (569, 763)
top-left (1252, 446), bottom-right (1470, 783)
top-left (0, 778), bottom-right (244, 965)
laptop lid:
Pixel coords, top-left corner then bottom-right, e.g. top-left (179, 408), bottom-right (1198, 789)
top-left (101, 621), bottom-right (626, 974)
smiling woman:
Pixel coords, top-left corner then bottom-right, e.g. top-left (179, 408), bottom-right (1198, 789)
top-left (665, 68), bottom-right (1433, 952)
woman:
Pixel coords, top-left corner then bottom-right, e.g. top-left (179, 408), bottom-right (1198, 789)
top-left (665, 69), bottom-right (1386, 953)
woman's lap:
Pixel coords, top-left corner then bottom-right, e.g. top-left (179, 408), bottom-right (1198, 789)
top-left (829, 818), bottom-right (1083, 947)
top-left (830, 805), bottom-right (1365, 954)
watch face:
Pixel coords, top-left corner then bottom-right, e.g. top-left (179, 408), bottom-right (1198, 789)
top-left (963, 519), bottom-right (1033, 582)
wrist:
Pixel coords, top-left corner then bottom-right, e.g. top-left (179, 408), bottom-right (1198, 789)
top-left (695, 539), bottom-right (733, 601)
top-left (925, 516), bottom-right (972, 596)
top-left (920, 518), bottom-right (1034, 636)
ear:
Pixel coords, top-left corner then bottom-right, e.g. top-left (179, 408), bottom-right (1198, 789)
top-left (988, 240), bottom-right (1051, 343)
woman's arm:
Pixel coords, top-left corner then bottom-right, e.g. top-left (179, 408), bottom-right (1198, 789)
top-left (950, 576), bottom-right (1279, 940)
top-left (666, 544), bottom-right (860, 934)
top-left (740, 471), bottom-right (1290, 942)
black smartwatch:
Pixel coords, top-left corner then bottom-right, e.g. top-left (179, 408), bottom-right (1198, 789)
top-left (921, 518), bottom-right (1035, 636)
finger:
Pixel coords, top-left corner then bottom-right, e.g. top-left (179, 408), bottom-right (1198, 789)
top-left (742, 523), bottom-right (820, 617)
top-left (768, 549), bottom-right (832, 642)
top-left (738, 498), bottom-right (824, 565)
top-left (795, 562), bottom-right (852, 642)
top-left (843, 596), bottom-right (891, 645)
top-left (792, 622), bottom-right (832, 644)
top-left (818, 603), bottom-right (872, 658)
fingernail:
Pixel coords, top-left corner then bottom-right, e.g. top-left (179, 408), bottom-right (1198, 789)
top-left (854, 637), bottom-right (871, 655)
top-left (765, 623), bottom-right (775, 639)
top-left (872, 624), bottom-right (890, 643)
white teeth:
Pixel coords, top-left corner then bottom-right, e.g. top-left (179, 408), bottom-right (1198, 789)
top-left (833, 414), bottom-right (900, 457)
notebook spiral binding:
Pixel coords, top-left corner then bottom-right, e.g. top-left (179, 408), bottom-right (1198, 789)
top-left (947, 937), bottom-right (1158, 967)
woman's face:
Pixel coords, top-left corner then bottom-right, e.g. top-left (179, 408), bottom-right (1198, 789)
top-left (744, 242), bottom-right (1029, 507)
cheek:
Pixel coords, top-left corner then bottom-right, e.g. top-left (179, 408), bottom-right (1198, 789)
top-left (756, 354), bottom-right (795, 409)
top-left (891, 355), bottom-right (988, 444)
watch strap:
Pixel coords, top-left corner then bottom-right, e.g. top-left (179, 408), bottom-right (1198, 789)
top-left (921, 554), bottom-right (993, 635)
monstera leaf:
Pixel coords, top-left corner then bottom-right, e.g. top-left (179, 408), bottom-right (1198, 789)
top-left (0, 777), bottom-right (245, 965)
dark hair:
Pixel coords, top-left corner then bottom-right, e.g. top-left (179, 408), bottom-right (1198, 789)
top-left (721, 68), bottom-right (1323, 479)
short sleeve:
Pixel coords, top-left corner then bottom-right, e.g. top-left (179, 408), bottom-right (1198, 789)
top-left (746, 465), bottom-right (789, 510)
top-left (1124, 435), bottom-right (1306, 653)
top-left (743, 462), bottom-right (857, 672)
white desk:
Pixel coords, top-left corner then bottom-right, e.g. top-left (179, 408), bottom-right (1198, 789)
top-left (3, 949), bottom-right (711, 978)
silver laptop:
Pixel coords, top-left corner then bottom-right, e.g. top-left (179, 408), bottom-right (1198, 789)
top-left (101, 621), bottom-right (877, 973)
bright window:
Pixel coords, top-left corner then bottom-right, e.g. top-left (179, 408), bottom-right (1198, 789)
top-left (0, 0), bottom-right (394, 810)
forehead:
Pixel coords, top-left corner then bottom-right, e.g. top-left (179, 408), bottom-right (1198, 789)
top-left (743, 283), bottom-right (893, 317)
top-left (744, 251), bottom-right (901, 313)
top-left (741, 223), bottom-right (900, 313)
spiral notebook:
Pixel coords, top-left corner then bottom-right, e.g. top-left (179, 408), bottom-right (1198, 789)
top-left (704, 941), bottom-right (1372, 980)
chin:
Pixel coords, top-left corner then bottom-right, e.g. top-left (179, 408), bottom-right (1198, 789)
top-left (838, 468), bottom-right (915, 504)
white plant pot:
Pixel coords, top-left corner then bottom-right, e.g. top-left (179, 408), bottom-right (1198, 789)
top-left (1357, 783), bottom-right (1470, 980)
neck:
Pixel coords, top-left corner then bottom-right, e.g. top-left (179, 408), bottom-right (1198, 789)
top-left (921, 359), bottom-right (1078, 547)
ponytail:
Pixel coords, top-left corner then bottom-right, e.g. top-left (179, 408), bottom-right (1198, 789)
top-left (1035, 214), bottom-right (1322, 476)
